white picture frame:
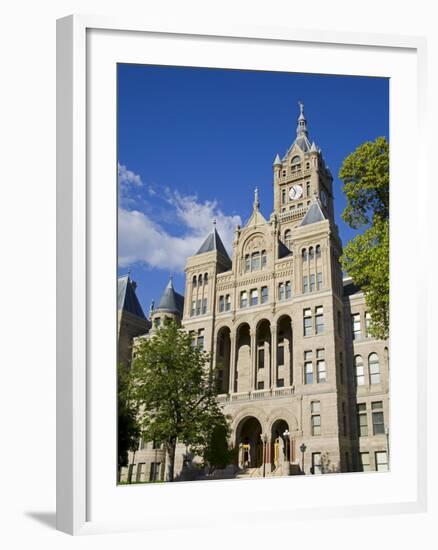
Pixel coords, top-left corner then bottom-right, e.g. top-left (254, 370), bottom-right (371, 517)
top-left (56, 15), bottom-right (428, 535)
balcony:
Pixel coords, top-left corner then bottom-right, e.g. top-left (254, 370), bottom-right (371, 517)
top-left (216, 386), bottom-right (295, 404)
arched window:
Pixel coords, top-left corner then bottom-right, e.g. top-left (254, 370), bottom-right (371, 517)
top-left (316, 244), bottom-right (321, 258)
top-left (355, 355), bottom-right (365, 386)
top-left (192, 275), bottom-right (197, 287)
top-left (302, 248), bottom-right (308, 261)
top-left (284, 229), bottom-right (292, 249)
top-left (261, 250), bottom-right (267, 269)
top-left (204, 273), bottom-right (208, 284)
top-left (291, 155), bottom-right (301, 164)
top-left (368, 353), bottom-right (380, 384)
top-left (244, 254), bottom-right (250, 272)
top-left (309, 246), bottom-right (314, 260)
top-left (198, 274), bottom-right (203, 285)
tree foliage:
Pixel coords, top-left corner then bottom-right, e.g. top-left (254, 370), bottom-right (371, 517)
top-left (131, 321), bottom-right (230, 481)
top-left (117, 363), bottom-right (141, 472)
top-left (339, 137), bottom-right (389, 339)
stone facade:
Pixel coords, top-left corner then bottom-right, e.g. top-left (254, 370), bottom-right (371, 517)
top-left (120, 103), bottom-right (389, 482)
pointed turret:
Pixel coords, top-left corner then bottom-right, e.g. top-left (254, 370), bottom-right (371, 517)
top-left (196, 224), bottom-right (230, 262)
top-left (273, 153), bottom-right (282, 166)
top-left (296, 101), bottom-right (308, 137)
top-left (155, 277), bottom-right (184, 315)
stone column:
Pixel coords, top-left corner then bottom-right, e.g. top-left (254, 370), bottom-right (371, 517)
top-left (229, 332), bottom-right (236, 394)
top-left (270, 323), bottom-right (277, 389)
top-left (250, 328), bottom-right (256, 391)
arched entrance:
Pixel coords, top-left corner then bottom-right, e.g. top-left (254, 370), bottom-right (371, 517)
top-left (215, 327), bottom-right (231, 393)
top-left (236, 416), bottom-right (263, 468)
top-left (271, 419), bottom-right (290, 468)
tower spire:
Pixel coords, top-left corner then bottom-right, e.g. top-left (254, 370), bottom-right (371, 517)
top-left (296, 100), bottom-right (308, 137)
top-left (253, 186), bottom-right (260, 211)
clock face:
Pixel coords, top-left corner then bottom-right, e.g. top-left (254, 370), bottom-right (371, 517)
top-left (321, 189), bottom-right (328, 206)
top-left (289, 184), bottom-right (303, 201)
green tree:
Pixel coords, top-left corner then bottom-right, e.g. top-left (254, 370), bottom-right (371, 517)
top-left (117, 363), bottom-right (141, 476)
top-left (131, 321), bottom-right (230, 481)
top-left (339, 136), bottom-right (389, 339)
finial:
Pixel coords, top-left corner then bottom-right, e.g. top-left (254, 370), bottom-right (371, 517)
top-left (253, 186), bottom-right (260, 211)
top-left (150, 299), bottom-right (155, 313)
top-left (127, 268), bottom-right (131, 278)
top-left (213, 218), bottom-right (217, 227)
top-left (296, 100), bottom-right (308, 137)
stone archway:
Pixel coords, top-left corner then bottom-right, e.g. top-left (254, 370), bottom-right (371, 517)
top-left (215, 326), bottom-right (231, 394)
top-left (271, 419), bottom-right (290, 468)
top-left (236, 416), bottom-right (263, 468)
top-left (276, 315), bottom-right (293, 387)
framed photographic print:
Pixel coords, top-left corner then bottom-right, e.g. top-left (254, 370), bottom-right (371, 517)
top-left (57, 15), bottom-right (427, 535)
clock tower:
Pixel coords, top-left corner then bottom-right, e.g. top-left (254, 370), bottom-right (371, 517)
top-left (272, 102), bottom-right (334, 227)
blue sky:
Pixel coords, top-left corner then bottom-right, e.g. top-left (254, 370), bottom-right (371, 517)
top-left (117, 64), bottom-right (389, 314)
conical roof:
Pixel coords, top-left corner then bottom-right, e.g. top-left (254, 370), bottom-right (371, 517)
top-left (156, 278), bottom-right (184, 315)
top-left (117, 275), bottom-right (146, 319)
top-left (196, 227), bottom-right (230, 260)
top-left (300, 199), bottom-right (326, 226)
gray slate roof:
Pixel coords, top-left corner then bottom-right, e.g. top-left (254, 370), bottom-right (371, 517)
top-left (196, 228), bottom-right (230, 261)
top-left (118, 275), bottom-right (146, 319)
top-left (300, 200), bottom-right (326, 226)
top-left (156, 278), bottom-right (184, 315)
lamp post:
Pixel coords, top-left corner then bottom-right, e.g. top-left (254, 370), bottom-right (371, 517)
top-left (283, 429), bottom-right (290, 462)
top-left (300, 443), bottom-right (307, 474)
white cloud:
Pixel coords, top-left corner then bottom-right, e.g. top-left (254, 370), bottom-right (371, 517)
top-left (118, 163), bottom-right (143, 188)
top-left (118, 190), bottom-right (241, 272)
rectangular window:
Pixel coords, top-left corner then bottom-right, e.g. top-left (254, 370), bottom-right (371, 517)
top-left (317, 271), bottom-right (323, 290)
top-left (245, 255), bottom-right (250, 272)
top-left (315, 306), bottom-right (324, 334)
top-left (372, 401), bottom-right (385, 435)
top-left (261, 286), bottom-right (268, 304)
top-left (310, 273), bottom-right (315, 292)
top-left (258, 347), bottom-right (264, 369)
top-left (250, 288), bottom-right (258, 306)
top-left (277, 345), bottom-right (284, 366)
top-left (306, 182), bottom-right (311, 196)
top-left (251, 252), bottom-right (261, 271)
top-left (317, 359), bottom-right (326, 383)
top-left (305, 355), bottom-right (313, 384)
top-left (282, 189), bottom-right (286, 204)
top-left (375, 451), bottom-right (389, 472)
top-left (369, 360), bottom-right (381, 384)
top-left (357, 403), bottom-right (368, 437)
top-left (365, 312), bottom-right (372, 337)
top-left (196, 299), bottom-right (201, 316)
top-left (197, 329), bottom-right (205, 351)
top-left (257, 381), bottom-right (264, 390)
top-left (240, 290), bottom-right (248, 308)
top-left (219, 295), bottom-right (225, 312)
top-left (261, 251), bottom-right (267, 269)
top-left (277, 378), bottom-right (284, 387)
top-left (303, 275), bottom-right (309, 294)
top-left (149, 462), bottom-right (161, 482)
top-left (285, 281), bottom-right (291, 299)
top-left (303, 308), bottom-right (312, 336)
top-left (278, 282), bottom-right (285, 301)
top-left (191, 301), bottom-right (196, 317)
top-left (312, 452), bottom-right (322, 474)
top-left (311, 414), bottom-right (321, 436)
top-left (225, 294), bottom-right (231, 311)
top-left (352, 313), bottom-right (361, 340)
top-left (360, 452), bottom-right (371, 472)
top-left (202, 298), bottom-right (207, 315)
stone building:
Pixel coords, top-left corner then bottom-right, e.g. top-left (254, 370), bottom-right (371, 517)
top-left (121, 103), bottom-right (389, 482)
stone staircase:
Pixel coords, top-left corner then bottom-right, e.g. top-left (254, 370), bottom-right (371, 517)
top-left (235, 467), bottom-right (263, 479)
